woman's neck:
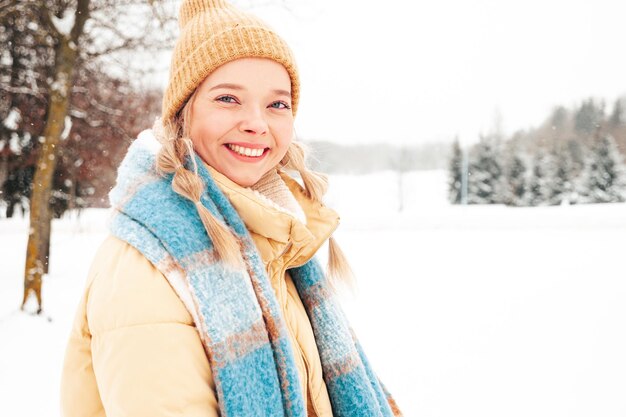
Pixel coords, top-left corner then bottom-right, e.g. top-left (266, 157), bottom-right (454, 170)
top-left (250, 169), bottom-right (307, 224)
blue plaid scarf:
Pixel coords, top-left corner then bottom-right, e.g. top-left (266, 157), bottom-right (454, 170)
top-left (108, 131), bottom-right (402, 417)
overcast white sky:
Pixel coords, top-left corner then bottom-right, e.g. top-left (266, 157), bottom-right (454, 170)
top-left (154, 0), bottom-right (626, 144)
top-left (162, 0), bottom-right (626, 146)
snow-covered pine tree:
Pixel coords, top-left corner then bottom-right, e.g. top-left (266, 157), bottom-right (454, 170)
top-left (574, 98), bottom-right (604, 136)
top-left (581, 135), bottom-right (626, 203)
top-left (527, 152), bottom-right (555, 206)
top-left (448, 139), bottom-right (463, 204)
top-left (467, 138), bottom-right (503, 204)
top-left (548, 146), bottom-right (574, 205)
top-left (503, 150), bottom-right (528, 206)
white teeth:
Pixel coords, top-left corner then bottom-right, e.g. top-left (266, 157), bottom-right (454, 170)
top-left (227, 144), bottom-right (265, 157)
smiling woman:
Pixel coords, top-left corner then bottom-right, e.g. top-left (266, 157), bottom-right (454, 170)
top-left (188, 58), bottom-right (295, 187)
top-left (59, 1), bottom-right (403, 416)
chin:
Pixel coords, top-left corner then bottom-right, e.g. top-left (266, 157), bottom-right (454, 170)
top-left (227, 172), bottom-right (262, 188)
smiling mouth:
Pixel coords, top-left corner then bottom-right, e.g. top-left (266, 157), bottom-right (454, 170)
top-left (225, 143), bottom-right (269, 159)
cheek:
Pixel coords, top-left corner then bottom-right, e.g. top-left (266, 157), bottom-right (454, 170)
top-left (274, 121), bottom-right (294, 150)
top-left (190, 117), bottom-right (222, 148)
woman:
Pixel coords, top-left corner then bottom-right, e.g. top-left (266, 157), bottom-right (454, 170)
top-left (60, 1), bottom-right (402, 416)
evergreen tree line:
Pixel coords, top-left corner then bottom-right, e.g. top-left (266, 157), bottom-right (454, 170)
top-left (448, 97), bottom-right (626, 206)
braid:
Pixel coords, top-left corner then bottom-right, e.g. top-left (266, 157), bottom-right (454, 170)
top-left (281, 141), bottom-right (328, 202)
top-left (281, 140), bottom-right (354, 288)
top-left (155, 96), bottom-right (242, 269)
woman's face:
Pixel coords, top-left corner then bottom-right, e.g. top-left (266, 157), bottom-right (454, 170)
top-left (188, 57), bottom-right (294, 187)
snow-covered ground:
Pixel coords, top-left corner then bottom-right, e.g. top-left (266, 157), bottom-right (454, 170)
top-left (1, 170), bottom-right (625, 417)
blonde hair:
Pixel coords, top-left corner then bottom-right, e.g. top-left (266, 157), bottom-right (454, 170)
top-left (154, 95), bottom-right (354, 286)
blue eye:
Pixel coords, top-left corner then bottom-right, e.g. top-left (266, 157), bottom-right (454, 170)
top-left (270, 101), bottom-right (291, 110)
top-left (216, 95), bottom-right (238, 103)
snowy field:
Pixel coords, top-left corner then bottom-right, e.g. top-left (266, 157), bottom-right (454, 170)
top-left (1, 170), bottom-right (626, 417)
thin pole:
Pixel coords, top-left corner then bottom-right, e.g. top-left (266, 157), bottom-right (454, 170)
top-left (461, 144), bottom-right (469, 205)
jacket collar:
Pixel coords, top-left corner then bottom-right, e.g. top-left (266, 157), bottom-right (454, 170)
top-left (204, 164), bottom-right (340, 267)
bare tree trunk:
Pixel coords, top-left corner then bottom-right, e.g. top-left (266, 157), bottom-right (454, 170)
top-left (41, 206), bottom-right (51, 274)
top-left (22, 42), bottom-right (73, 312)
top-left (22, 0), bottom-right (90, 313)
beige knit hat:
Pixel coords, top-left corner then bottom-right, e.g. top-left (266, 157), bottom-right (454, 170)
top-left (162, 0), bottom-right (300, 122)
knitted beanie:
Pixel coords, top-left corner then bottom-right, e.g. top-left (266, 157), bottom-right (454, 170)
top-left (162, 0), bottom-right (300, 122)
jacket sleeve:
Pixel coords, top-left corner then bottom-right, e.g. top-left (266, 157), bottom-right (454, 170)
top-left (86, 236), bottom-right (219, 417)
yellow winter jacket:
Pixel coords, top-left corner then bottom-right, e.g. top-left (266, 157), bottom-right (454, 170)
top-left (60, 165), bottom-right (340, 417)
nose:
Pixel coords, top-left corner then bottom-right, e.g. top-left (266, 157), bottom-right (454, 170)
top-left (239, 106), bottom-right (268, 136)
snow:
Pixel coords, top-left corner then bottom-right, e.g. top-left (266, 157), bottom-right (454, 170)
top-left (51, 10), bottom-right (75, 37)
top-left (60, 116), bottom-right (72, 141)
top-left (8, 132), bottom-right (21, 154)
top-left (1, 50), bottom-right (11, 66)
top-left (1, 170), bottom-right (626, 417)
top-left (3, 107), bottom-right (21, 130)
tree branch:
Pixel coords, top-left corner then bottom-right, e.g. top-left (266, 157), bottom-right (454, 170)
top-left (37, 2), bottom-right (62, 40)
top-left (70, 0), bottom-right (91, 45)
top-left (0, 84), bottom-right (45, 100)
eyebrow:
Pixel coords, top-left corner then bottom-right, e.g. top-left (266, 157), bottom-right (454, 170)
top-left (208, 83), bottom-right (291, 98)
